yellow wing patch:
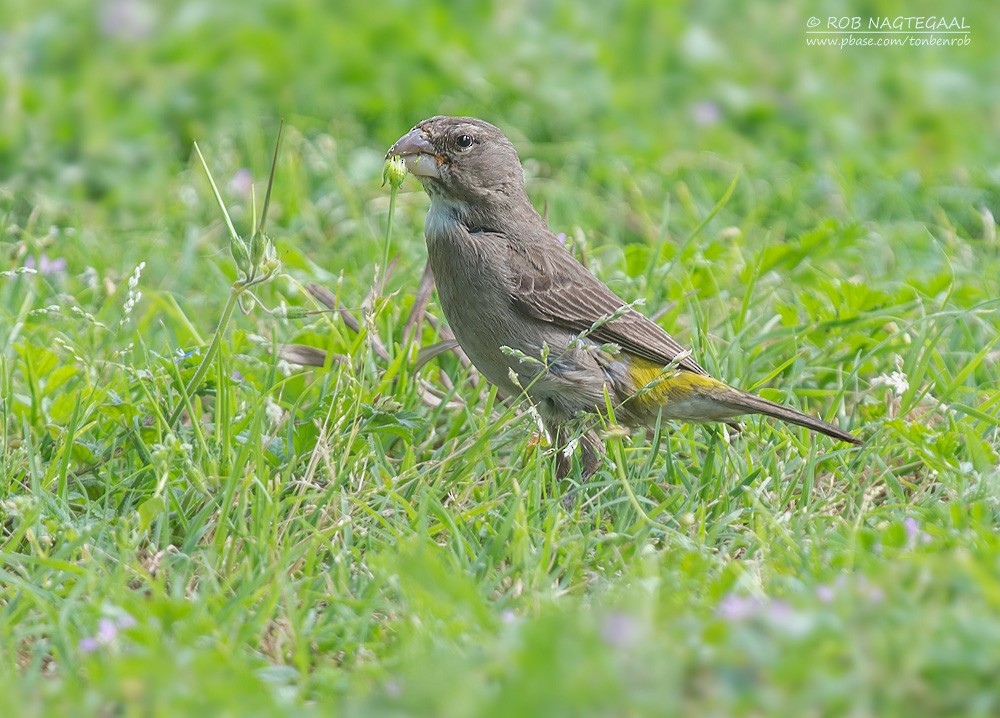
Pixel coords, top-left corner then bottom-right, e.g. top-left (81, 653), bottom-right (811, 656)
top-left (626, 356), bottom-right (727, 409)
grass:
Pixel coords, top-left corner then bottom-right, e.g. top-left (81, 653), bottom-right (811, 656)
top-left (2, 0), bottom-right (999, 715)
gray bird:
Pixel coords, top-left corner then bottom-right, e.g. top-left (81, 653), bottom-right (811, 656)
top-left (387, 116), bottom-right (861, 477)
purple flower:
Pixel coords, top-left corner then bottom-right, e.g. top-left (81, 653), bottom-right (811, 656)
top-left (79, 613), bottom-right (136, 653)
top-left (716, 595), bottom-right (813, 636)
top-left (904, 517), bottom-right (932, 546)
top-left (692, 101), bottom-right (721, 126)
top-left (99, 0), bottom-right (155, 41)
top-left (866, 586), bottom-right (885, 603)
top-left (829, 575), bottom-right (886, 604)
top-left (229, 168), bottom-right (254, 197)
top-left (117, 613), bottom-right (137, 630)
top-left (766, 600), bottom-right (793, 621)
top-left (816, 584), bottom-right (835, 603)
top-left (855, 578), bottom-right (885, 604)
top-left (717, 594), bottom-right (763, 621)
top-left (599, 612), bottom-right (638, 648)
top-left (78, 637), bottom-right (101, 654)
top-left (24, 254), bottom-right (67, 277)
top-left (97, 618), bottom-right (118, 643)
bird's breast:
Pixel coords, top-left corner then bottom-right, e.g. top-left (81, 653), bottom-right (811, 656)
top-left (423, 205), bottom-right (526, 393)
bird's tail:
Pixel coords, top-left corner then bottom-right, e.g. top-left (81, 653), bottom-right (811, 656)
top-left (725, 390), bottom-right (862, 445)
top-left (624, 362), bottom-right (861, 444)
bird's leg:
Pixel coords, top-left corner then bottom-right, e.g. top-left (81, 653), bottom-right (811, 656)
top-left (578, 428), bottom-right (605, 479)
top-left (551, 423), bottom-right (573, 480)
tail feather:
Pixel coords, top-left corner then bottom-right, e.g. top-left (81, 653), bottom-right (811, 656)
top-left (726, 390), bottom-right (862, 445)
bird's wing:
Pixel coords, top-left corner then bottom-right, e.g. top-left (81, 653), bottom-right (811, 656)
top-left (507, 229), bottom-right (710, 376)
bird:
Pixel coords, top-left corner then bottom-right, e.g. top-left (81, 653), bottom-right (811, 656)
top-left (386, 116), bottom-right (861, 477)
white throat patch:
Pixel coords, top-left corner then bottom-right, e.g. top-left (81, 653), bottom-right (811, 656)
top-left (425, 196), bottom-right (465, 239)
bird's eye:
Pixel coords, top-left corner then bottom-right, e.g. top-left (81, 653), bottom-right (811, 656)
top-left (455, 134), bottom-right (474, 150)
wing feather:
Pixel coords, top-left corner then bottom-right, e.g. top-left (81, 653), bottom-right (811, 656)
top-left (507, 229), bottom-right (710, 376)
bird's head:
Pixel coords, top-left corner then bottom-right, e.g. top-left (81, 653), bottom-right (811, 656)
top-left (386, 116), bottom-right (527, 205)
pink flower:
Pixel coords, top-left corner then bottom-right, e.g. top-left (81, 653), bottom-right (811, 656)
top-left (24, 254), bottom-right (67, 276)
top-left (717, 594), bottom-right (763, 621)
top-left (692, 101), bottom-right (721, 126)
top-left (600, 612), bottom-right (638, 648)
top-left (78, 614), bottom-right (136, 653)
top-left (229, 168), bottom-right (254, 197)
top-left (904, 517), bottom-right (932, 546)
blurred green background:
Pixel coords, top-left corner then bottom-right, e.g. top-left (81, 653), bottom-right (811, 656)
top-left (5, 0), bottom-right (997, 213)
top-left (4, 0), bottom-right (996, 330)
top-left (2, 0), bottom-right (999, 715)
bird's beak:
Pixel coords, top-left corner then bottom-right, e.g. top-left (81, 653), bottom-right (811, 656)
top-left (386, 128), bottom-right (443, 179)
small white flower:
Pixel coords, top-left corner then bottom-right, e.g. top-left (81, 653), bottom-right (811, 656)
top-left (871, 370), bottom-right (909, 396)
top-left (179, 185), bottom-right (199, 208)
top-left (264, 396), bottom-right (284, 427)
